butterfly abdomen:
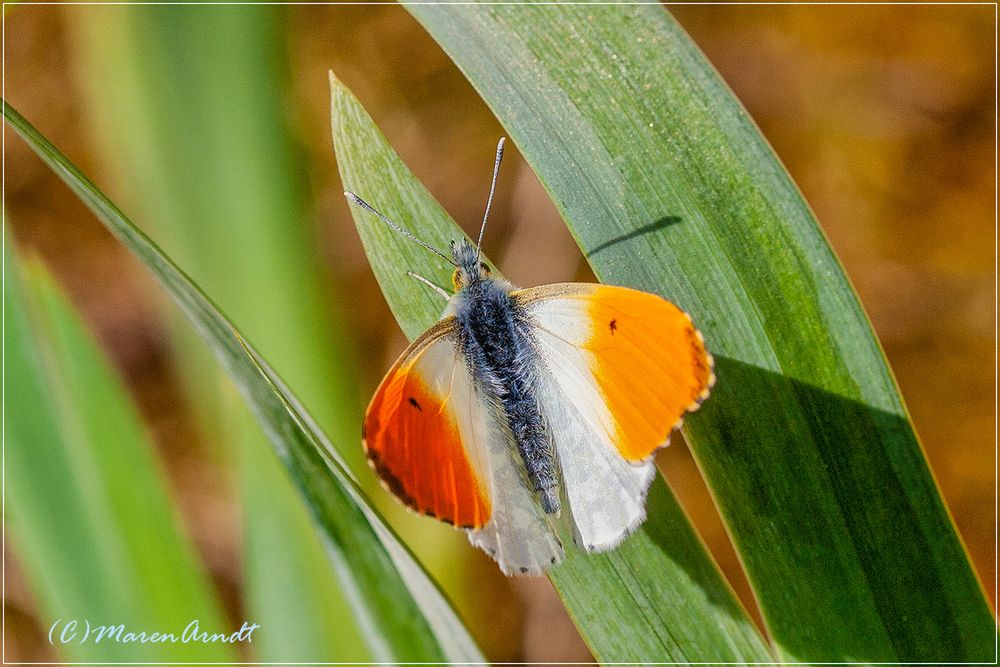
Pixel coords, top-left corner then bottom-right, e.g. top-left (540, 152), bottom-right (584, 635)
top-left (456, 278), bottom-right (561, 515)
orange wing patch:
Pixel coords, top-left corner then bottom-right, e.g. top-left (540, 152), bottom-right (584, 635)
top-left (363, 323), bottom-right (491, 529)
top-left (516, 283), bottom-right (714, 462)
top-left (584, 285), bottom-right (713, 461)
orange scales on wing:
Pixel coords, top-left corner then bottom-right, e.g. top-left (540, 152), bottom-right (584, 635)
top-left (363, 345), bottom-right (491, 529)
top-left (583, 285), bottom-right (714, 461)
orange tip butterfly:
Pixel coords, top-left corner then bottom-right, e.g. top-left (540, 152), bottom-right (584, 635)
top-left (346, 138), bottom-right (714, 576)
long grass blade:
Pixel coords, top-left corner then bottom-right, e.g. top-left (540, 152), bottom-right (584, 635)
top-left (405, 4), bottom-right (996, 661)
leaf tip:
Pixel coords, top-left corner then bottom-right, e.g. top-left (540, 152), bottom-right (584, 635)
top-left (328, 69), bottom-right (352, 140)
top-left (328, 69), bottom-right (349, 102)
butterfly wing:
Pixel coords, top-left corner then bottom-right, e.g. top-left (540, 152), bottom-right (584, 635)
top-left (363, 318), bottom-right (491, 529)
top-left (364, 317), bottom-right (563, 574)
top-left (462, 386), bottom-right (565, 575)
top-left (513, 283), bottom-right (714, 551)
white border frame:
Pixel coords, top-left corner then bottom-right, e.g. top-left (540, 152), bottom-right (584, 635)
top-left (2, 2), bottom-right (997, 665)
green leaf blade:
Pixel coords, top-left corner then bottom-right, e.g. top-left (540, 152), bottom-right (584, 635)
top-left (404, 3), bottom-right (996, 661)
top-left (330, 72), bottom-right (773, 664)
top-left (3, 100), bottom-right (485, 665)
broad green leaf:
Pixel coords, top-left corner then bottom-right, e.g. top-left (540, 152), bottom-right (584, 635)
top-left (4, 228), bottom-right (234, 663)
top-left (3, 100), bottom-right (485, 664)
top-left (405, 3), bottom-right (996, 662)
top-left (330, 73), bottom-right (772, 664)
top-left (68, 5), bottom-right (367, 659)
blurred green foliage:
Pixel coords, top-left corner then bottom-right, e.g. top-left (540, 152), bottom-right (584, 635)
top-left (4, 99), bottom-right (485, 663)
top-left (5, 227), bottom-right (234, 663)
top-left (71, 5), bottom-right (369, 661)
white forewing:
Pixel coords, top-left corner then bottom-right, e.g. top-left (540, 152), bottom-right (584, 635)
top-left (524, 296), bottom-right (656, 552)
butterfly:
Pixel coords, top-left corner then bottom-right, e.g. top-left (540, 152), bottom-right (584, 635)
top-left (345, 138), bottom-right (714, 576)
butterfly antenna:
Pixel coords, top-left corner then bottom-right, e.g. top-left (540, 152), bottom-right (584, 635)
top-left (344, 191), bottom-right (456, 266)
top-left (476, 137), bottom-right (505, 262)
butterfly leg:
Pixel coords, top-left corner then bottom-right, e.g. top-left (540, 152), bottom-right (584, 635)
top-left (407, 271), bottom-right (451, 300)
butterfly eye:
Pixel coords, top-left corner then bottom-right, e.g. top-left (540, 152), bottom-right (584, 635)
top-left (452, 268), bottom-right (464, 291)
top-left (480, 262), bottom-right (491, 275)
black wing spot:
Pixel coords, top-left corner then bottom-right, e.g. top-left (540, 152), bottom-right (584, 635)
top-left (609, 319), bottom-right (618, 334)
top-left (407, 396), bottom-right (423, 411)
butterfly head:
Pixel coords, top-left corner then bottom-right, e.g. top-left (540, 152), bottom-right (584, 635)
top-left (451, 238), bottom-right (491, 291)
top-left (345, 138), bottom-right (507, 295)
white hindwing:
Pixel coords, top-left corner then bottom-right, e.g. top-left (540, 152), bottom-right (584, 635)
top-left (519, 294), bottom-right (656, 552)
top-left (449, 357), bottom-right (565, 575)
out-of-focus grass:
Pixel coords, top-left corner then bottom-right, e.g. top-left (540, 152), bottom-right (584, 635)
top-left (69, 5), bottom-right (368, 661)
top-left (5, 226), bottom-right (234, 663)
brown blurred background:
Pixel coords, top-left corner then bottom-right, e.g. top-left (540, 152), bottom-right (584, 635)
top-left (5, 3), bottom-right (995, 662)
